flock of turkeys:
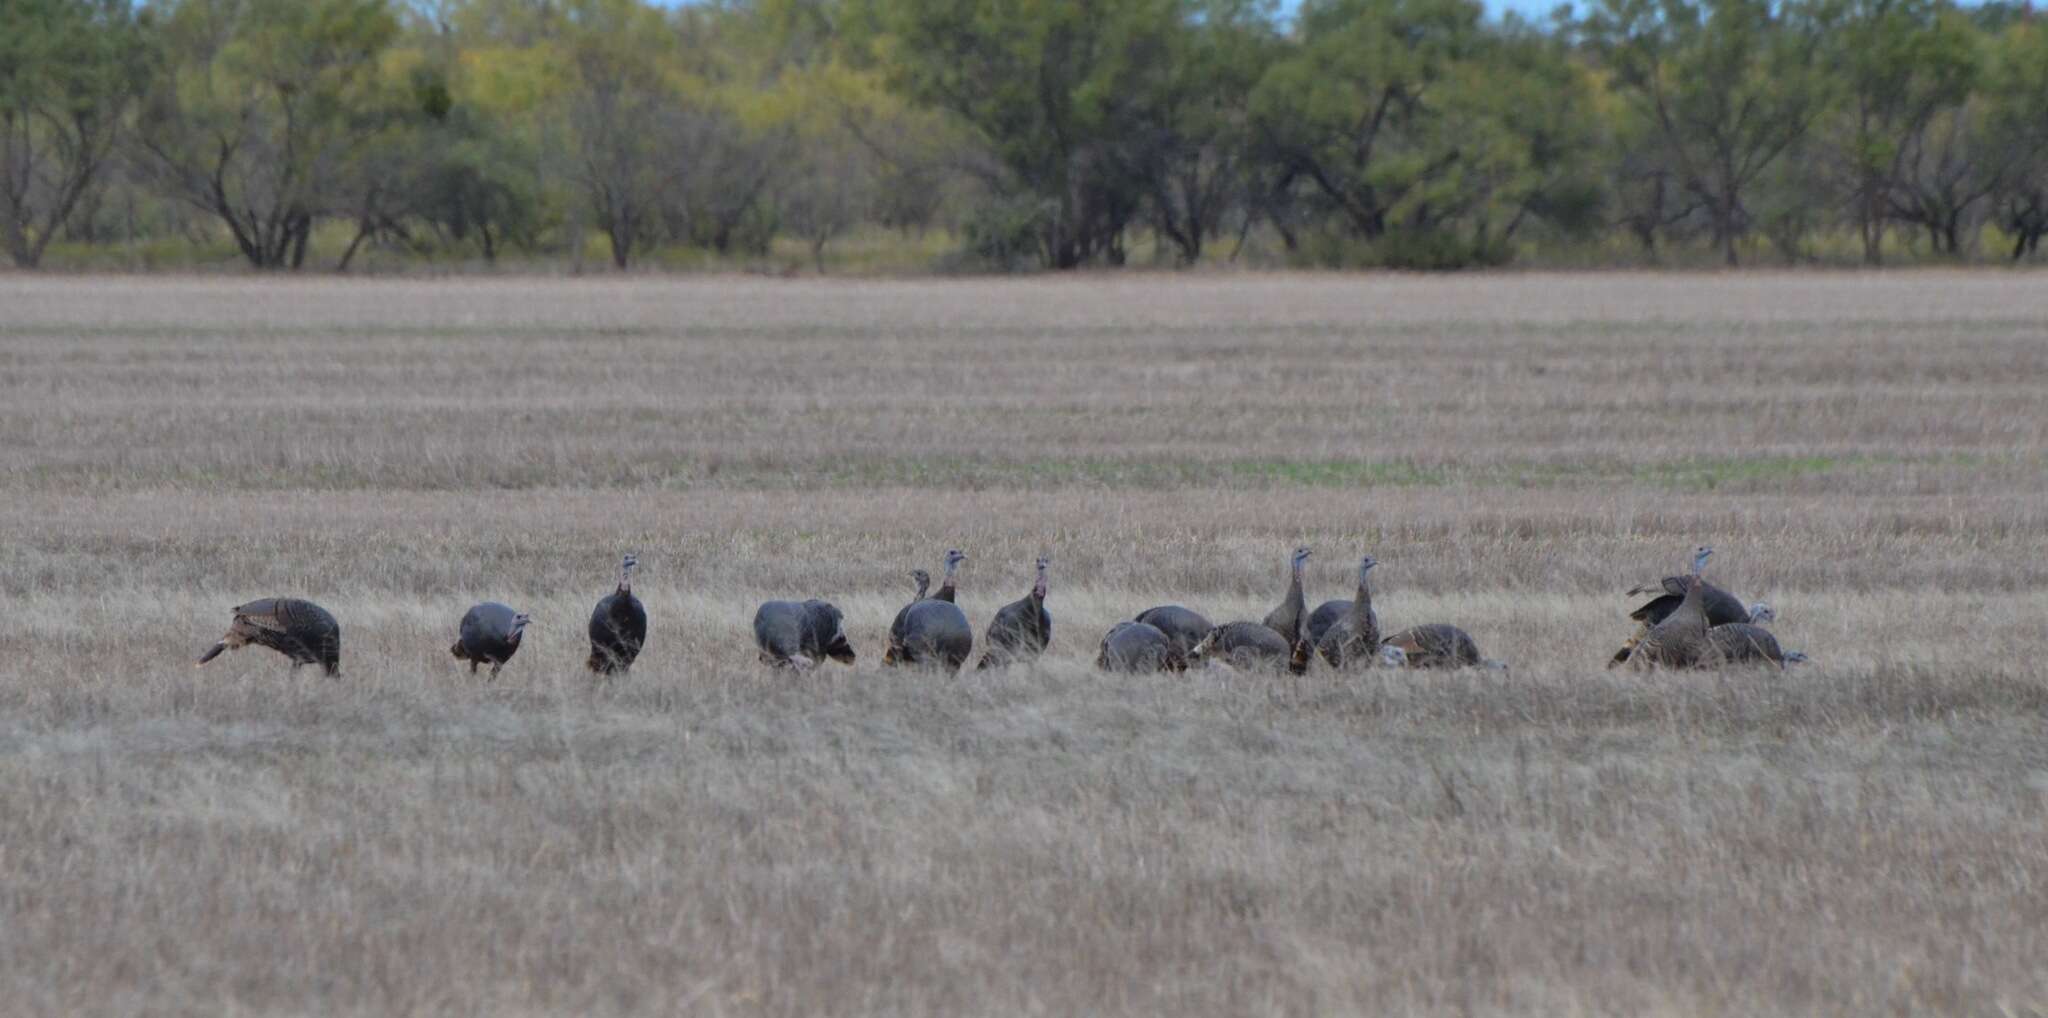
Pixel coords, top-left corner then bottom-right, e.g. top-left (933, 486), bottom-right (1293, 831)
top-left (195, 546), bottom-right (1805, 678)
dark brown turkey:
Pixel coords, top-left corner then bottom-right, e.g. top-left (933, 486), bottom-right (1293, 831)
top-left (1381, 623), bottom-right (1506, 670)
top-left (453, 601), bottom-right (530, 678)
top-left (1308, 555), bottom-right (1382, 670)
top-left (196, 598), bottom-right (341, 676)
top-left (976, 556), bottom-right (1051, 669)
top-left (586, 553), bottom-right (647, 676)
top-left (1132, 605), bottom-right (1213, 671)
top-left (754, 599), bottom-right (856, 670)
top-left (1097, 621), bottom-right (1171, 673)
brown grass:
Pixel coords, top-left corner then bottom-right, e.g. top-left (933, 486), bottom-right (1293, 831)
top-left (1, 272), bottom-right (2045, 1015)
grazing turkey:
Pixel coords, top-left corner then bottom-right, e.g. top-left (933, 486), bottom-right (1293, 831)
top-left (1133, 605), bottom-right (1213, 671)
top-left (1187, 621), bottom-right (1294, 671)
top-left (1381, 623), bottom-right (1507, 670)
top-left (586, 553), bottom-right (647, 675)
top-left (1309, 555), bottom-right (1382, 670)
top-left (1703, 619), bottom-right (1807, 667)
top-left (884, 599), bottom-right (973, 670)
top-left (754, 599), bottom-right (856, 670)
top-left (1612, 601), bottom-right (1777, 667)
top-left (1097, 621), bottom-right (1171, 673)
top-left (976, 556), bottom-right (1051, 669)
top-left (196, 598), bottom-right (341, 676)
top-left (453, 602), bottom-right (530, 678)
top-left (1624, 547), bottom-right (1714, 670)
top-left (1305, 599), bottom-right (1351, 649)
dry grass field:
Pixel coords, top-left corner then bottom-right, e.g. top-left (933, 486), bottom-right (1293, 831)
top-left (3, 272), bottom-right (2046, 1015)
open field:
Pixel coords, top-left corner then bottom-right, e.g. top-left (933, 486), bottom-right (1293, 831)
top-left (3, 272), bottom-right (2047, 1015)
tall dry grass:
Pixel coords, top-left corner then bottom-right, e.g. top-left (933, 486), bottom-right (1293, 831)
top-left (1, 272), bottom-right (2044, 1015)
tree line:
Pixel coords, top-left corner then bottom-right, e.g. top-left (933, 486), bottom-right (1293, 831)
top-left (3, 0), bottom-right (2045, 272)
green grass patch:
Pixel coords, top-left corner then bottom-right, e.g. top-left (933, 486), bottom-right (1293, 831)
top-left (1627, 452), bottom-right (1992, 491)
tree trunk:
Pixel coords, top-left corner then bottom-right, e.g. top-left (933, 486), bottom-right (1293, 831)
top-left (568, 198), bottom-right (586, 275)
top-left (609, 224), bottom-right (631, 269)
top-left (336, 220), bottom-right (372, 272)
top-left (288, 213), bottom-right (311, 270)
top-left (1718, 200), bottom-right (1740, 267)
top-left (1157, 214), bottom-right (1199, 265)
top-left (1859, 190), bottom-right (1883, 266)
top-left (1228, 214), bottom-right (1254, 262)
top-left (1, 220), bottom-right (32, 268)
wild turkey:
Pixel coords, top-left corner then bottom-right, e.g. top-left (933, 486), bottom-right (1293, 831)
top-left (1133, 605), bottom-right (1213, 671)
top-left (1305, 599), bottom-right (1351, 649)
top-left (931, 550), bottom-right (966, 603)
top-left (1261, 547), bottom-right (1312, 650)
top-left (1187, 621), bottom-right (1294, 671)
top-left (1624, 549), bottom-right (1751, 629)
top-left (1381, 623), bottom-right (1507, 670)
top-left (754, 599), bottom-right (856, 669)
top-left (452, 602), bottom-right (530, 678)
top-left (196, 598), bottom-right (340, 676)
top-left (1703, 622), bottom-right (1807, 666)
top-left (1625, 547), bottom-right (1714, 670)
top-left (884, 599), bottom-right (973, 670)
top-left (586, 553), bottom-right (647, 675)
top-left (888, 569), bottom-right (933, 637)
top-left (882, 548), bottom-right (973, 669)
top-left (1097, 621), bottom-right (1171, 673)
top-left (1610, 599), bottom-right (1775, 668)
top-left (976, 556), bottom-right (1052, 669)
top-left (1309, 555), bottom-right (1382, 670)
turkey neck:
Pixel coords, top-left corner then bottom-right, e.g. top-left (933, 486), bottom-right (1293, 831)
top-left (1348, 567), bottom-right (1374, 630)
top-left (939, 561), bottom-right (958, 599)
top-left (1273, 562), bottom-right (1305, 637)
top-left (1030, 561), bottom-right (1048, 605)
top-left (1668, 566), bottom-right (1709, 634)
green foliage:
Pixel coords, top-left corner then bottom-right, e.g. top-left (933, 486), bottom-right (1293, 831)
top-left (1821, 0), bottom-right (1980, 262)
top-left (957, 195), bottom-right (1052, 271)
top-left (1582, 0), bottom-right (1837, 265)
top-left (9, 0), bottom-right (2048, 271)
top-left (136, 0), bottom-right (402, 268)
top-left (873, 0), bottom-right (1192, 267)
top-left (1250, 0), bottom-right (1602, 268)
top-left (0, 0), bottom-right (152, 267)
